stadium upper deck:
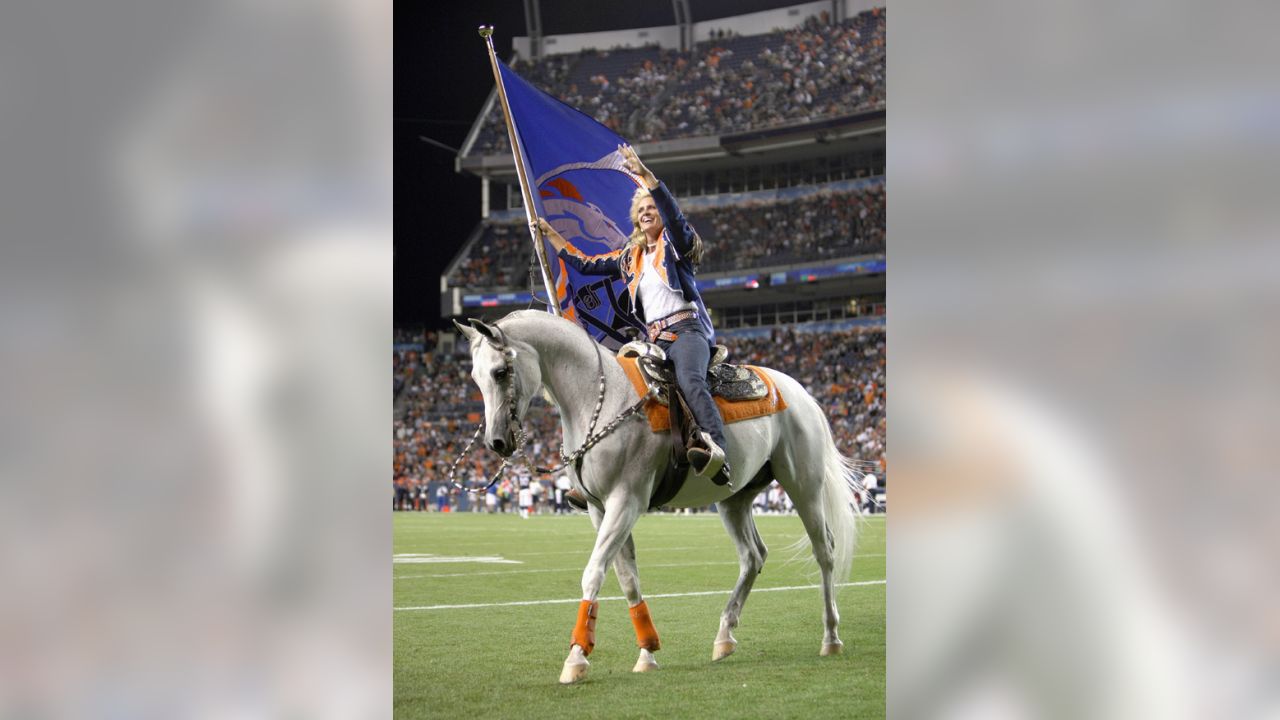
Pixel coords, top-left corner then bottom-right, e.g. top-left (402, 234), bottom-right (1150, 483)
top-left (463, 10), bottom-right (884, 156)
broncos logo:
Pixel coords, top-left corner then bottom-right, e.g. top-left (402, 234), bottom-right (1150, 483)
top-left (539, 176), bottom-right (644, 348)
top-left (540, 177), bottom-right (629, 251)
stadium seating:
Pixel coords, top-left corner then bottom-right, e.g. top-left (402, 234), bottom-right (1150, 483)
top-left (447, 223), bottom-right (531, 291)
top-left (693, 183), bottom-right (886, 273)
top-left (469, 9), bottom-right (886, 155)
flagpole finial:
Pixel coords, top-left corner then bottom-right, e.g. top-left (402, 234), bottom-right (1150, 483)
top-left (478, 25), bottom-right (494, 39)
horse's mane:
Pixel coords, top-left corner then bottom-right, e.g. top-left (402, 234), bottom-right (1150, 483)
top-left (497, 309), bottom-right (558, 325)
top-left (497, 310), bottom-right (592, 343)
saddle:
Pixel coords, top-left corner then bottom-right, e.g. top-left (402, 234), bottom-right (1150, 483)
top-left (616, 341), bottom-right (786, 509)
top-left (618, 341), bottom-right (770, 406)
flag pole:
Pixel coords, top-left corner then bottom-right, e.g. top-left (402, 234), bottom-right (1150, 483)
top-left (478, 25), bottom-right (561, 317)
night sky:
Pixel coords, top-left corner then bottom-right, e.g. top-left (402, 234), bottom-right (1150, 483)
top-left (394, 0), bottom-right (816, 327)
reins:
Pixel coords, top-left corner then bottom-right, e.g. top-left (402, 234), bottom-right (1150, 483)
top-left (447, 325), bottom-right (656, 495)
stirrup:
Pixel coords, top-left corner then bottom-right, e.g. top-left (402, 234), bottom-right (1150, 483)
top-left (689, 433), bottom-right (726, 479)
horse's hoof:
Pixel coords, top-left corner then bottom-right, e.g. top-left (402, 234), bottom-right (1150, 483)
top-left (632, 648), bottom-right (659, 673)
top-left (559, 645), bottom-right (590, 684)
top-left (820, 640), bottom-right (844, 656)
top-left (712, 640), bottom-right (737, 661)
top-left (559, 659), bottom-right (589, 684)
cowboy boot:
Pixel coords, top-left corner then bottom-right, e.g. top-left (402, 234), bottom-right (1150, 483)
top-left (688, 432), bottom-right (726, 481)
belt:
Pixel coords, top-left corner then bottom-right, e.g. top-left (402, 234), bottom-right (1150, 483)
top-left (647, 309), bottom-right (698, 342)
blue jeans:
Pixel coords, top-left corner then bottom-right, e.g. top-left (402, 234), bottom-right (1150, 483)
top-left (657, 320), bottom-right (727, 450)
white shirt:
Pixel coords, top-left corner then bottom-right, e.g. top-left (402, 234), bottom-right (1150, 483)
top-left (637, 246), bottom-right (693, 322)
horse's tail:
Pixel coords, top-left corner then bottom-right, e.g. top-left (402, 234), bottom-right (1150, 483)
top-left (815, 420), bottom-right (863, 586)
top-left (780, 382), bottom-right (864, 586)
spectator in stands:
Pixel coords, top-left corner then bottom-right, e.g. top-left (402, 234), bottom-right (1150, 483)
top-left (537, 144), bottom-right (731, 486)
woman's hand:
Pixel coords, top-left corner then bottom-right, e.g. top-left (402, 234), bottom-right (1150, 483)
top-left (533, 217), bottom-right (569, 252)
top-left (619, 144), bottom-right (658, 189)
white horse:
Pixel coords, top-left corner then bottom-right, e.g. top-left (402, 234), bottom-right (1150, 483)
top-left (454, 310), bottom-right (861, 684)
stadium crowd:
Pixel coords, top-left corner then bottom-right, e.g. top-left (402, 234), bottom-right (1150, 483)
top-left (470, 9), bottom-right (885, 154)
top-left (561, 50), bottom-right (685, 138)
top-left (641, 12), bottom-right (886, 141)
top-left (394, 329), bottom-right (438, 396)
top-left (446, 181), bottom-right (884, 289)
top-left (446, 223), bottom-right (529, 290)
top-left (695, 183), bottom-right (885, 273)
top-left (393, 324), bottom-right (885, 512)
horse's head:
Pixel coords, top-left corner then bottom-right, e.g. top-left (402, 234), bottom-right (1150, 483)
top-left (454, 317), bottom-right (541, 457)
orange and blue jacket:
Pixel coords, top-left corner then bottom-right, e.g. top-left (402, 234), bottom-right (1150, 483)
top-left (557, 181), bottom-right (714, 341)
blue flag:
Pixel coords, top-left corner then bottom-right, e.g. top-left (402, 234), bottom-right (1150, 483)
top-left (496, 60), bottom-right (647, 348)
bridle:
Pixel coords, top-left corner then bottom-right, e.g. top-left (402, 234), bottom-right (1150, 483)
top-left (447, 323), bottom-right (655, 496)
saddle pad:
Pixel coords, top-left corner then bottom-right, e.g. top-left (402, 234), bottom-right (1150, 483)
top-left (617, 355), bottom-right (788, 433)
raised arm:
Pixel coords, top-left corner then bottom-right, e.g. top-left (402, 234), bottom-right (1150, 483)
top-left (647, 182), bottom-right (698, 256)
top-left (619, 145), bottom-right (698, 256)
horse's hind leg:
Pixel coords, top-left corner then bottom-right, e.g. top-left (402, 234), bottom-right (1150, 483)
top-left (775, 454), bottom-right (844, 655)
top-left (712, 488), bottom-right (769, 661)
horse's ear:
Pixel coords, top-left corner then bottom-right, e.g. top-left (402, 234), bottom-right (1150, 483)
top-left (453, 319), bottom-right (479, 343)
top-left (468, 318), bottom-right (500, 342)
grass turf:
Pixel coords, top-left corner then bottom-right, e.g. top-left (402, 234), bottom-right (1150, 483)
top-left (394, 511), bottom-right (884, 719)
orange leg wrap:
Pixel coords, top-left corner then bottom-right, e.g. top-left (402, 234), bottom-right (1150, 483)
top-left (571, 600), bottom-right (598, 655)
top-left (629, 600), bottom-right (661, 651)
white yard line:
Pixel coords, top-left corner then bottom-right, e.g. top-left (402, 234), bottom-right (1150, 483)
top-left (392, 556), bottom-right (522, 565)
top-left (395, 545), bottom-right (713, 557)
top-left (395, 560), bottom-right (737, 580)
top-left (394, 554), bottom-right (885, 580)
top-left (390, 546), bottom-right (701, 557)
top-left (394, 580), bottom-right (885, 611)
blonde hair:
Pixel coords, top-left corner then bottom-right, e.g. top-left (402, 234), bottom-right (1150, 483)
top-left (627, 186), bottom-right (704, 265)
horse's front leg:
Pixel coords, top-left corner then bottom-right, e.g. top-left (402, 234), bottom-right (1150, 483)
top-left (560, 495), bottom-right (644, 684)
top-left (578, 505), bottom-right (662, 673)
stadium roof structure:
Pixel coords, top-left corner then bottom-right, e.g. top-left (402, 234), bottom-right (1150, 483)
top-left (533, 0), bottom-right (838, 37)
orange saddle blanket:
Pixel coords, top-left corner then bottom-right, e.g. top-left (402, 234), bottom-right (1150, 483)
top-left (617, 355), bottom-right (788, 433)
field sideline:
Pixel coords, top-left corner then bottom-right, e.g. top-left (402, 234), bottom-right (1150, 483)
top-left (394, 511), bottom-right (884, 719)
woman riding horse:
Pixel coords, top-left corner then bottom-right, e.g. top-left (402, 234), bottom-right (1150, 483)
top-left (454, 310), bottom-right (860, 682)
top-left (536, 144), bottom-right (731, 485)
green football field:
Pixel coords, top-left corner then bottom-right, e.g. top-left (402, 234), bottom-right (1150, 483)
top-left (394, 510), bottom-right (885, 719)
